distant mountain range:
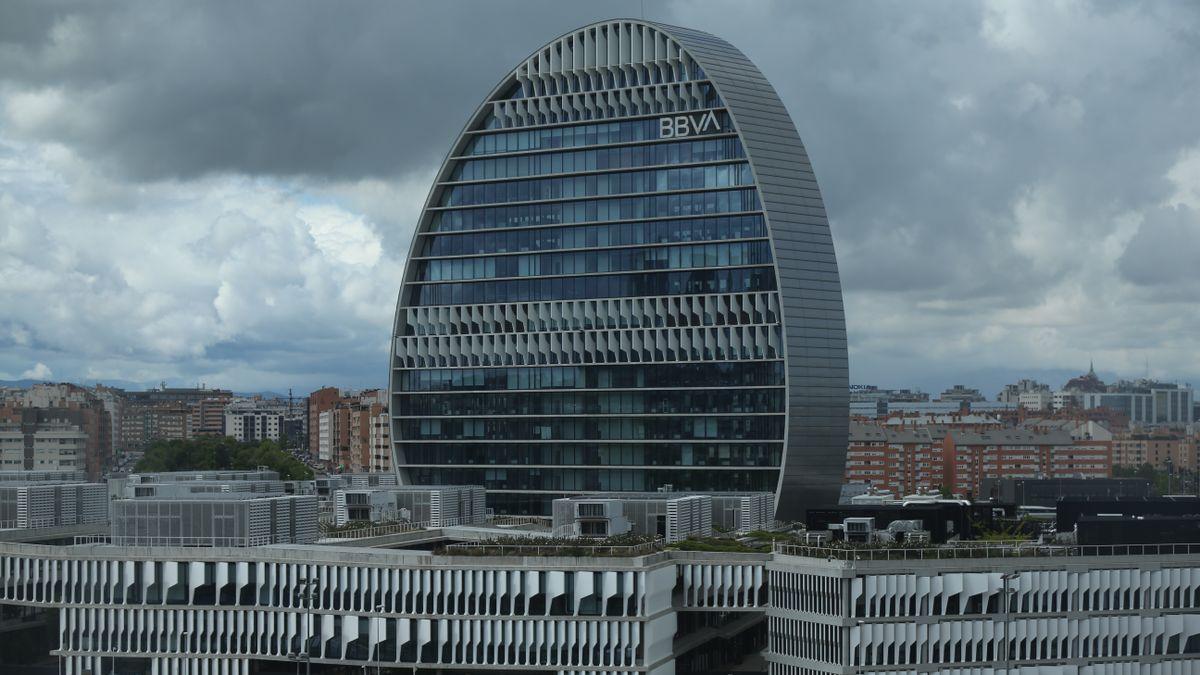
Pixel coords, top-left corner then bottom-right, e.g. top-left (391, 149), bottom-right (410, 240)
top-left (0, 379), bottom-right (305, 400)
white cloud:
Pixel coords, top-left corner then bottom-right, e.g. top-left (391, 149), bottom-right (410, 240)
top-left (3, 87), bottom-right (69, 134)
top-left (20, 362), bottom-right (53, 380)
top-left (298, 204), bottom-right (383, 267)
top-left (0, 1), bottom-right (1198, 396)
top-left (0, 134), bottom-right (417, 390)
top-left (1166, 145), bottom-right (1200, 210)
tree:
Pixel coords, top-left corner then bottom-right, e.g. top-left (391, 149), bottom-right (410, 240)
top-left (135, 436), bottom-right (314, 480)
top-left (1113, 462), bottom-right (1176, 496)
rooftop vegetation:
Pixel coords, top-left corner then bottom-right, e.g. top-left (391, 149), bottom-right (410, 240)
top-left (439, 533), bottom-right (661, 557)
top-left (134, 437), bottom-right (313, 480)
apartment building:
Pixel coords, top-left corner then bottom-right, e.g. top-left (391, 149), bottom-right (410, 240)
top-left (944, 429), bottom-right (1111, 497)
top-left (846, 425), bottom-right (1113, 498)
top-left (0, 403), bottom-right (111, 479)
top-left (314, 389), bottom-right (389, 472)
top-left (844, 424), bottom-right (944, 496)
top-left (1112, 433), bottom-right (1199, 471)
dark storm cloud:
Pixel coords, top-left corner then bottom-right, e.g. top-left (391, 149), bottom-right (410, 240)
top-left (689, 2), bottom-right (1200, 299)
top-left (0, 1), bottom-right (640, 181)
top-left (1118, 205), bottom-right (1200, 286)
top-left (1, 0), bottom-right (1199, 394)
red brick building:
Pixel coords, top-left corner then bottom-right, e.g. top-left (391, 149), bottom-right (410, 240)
top-left (312, 388), bottom-right (390, 472)
top-left (942, 429), bottom-right (1111, 498)
top-left (846, 424), bottom-right (1113, 498)
top-left (307, 386), bottom-right (343, 458)
top-left (845, 423), bottom-right (944, 497)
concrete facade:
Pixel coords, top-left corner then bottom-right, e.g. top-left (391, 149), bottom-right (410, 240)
top-left (0, 542), bottom-right (768, 675)
top-left (768, 545), bottom-right (1200, 674)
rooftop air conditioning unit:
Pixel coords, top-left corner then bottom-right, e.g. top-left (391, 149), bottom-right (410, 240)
top-left (843, 517), bottom-right (875, 543)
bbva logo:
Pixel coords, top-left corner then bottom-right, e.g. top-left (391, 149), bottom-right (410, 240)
top-left (658, 110), bottom-right (721, 138)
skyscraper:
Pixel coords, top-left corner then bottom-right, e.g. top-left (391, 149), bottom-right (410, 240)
top-left (390, 20), bottom-right (848, 518)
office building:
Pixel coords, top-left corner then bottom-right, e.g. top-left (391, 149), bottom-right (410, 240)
top-left (333, 484), bottom-right (486, 527)
top-left (996, 378), bottom-right (1049, 404)
top-left (0, 469), bottom-right (86, 483)
top-left (0, 480), bottom-right (107, 529)
top-left (1017, 389), bottom-right (1053, 410)
top-left (768, 541), bottom-right (1200, 675)
top-left (552, 491), bottom-right (773, 541)
top-left (1, 496), bottom-right (1199, 674)
top-left (938, 384), bottom-right (986, 403)
top-left (390, 19), bottom-right (849, 518)
top-left (122, 469), bottom-right (282, 484)
top-left (554, 493), bottom-right (712, 541)
top-left (1082, 382), bottom-right (1195, 428)
top-left (849, 386), bottom-right (929, 417)
top-left (1055, 365), bottom-right (1196, 428)
top-left (110, 492), bottom-right (318, 547)
top-left (119, 478), bottom-right (287, 499)
top-left (109, 468), bottom-right (287, 499)
top-left (314, 472), bottom-right (399, 499)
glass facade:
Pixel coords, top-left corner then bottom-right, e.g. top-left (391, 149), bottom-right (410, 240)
top-left (391, 21), bottom-right (849, 517)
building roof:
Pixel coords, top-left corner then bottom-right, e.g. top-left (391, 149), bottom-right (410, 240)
top-left (849, 423), bottom-right (935, 444)
top-left (949, 429), bottom-right (1075, 446)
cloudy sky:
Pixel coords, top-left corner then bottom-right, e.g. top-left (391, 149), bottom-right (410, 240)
top-left (1, 1), bottom-right (1198, 396)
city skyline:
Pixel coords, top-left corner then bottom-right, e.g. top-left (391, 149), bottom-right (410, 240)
top-left (4, 361), bottom-right (1192, 405)
top-left (2, 2), bottom-right (1200, 394)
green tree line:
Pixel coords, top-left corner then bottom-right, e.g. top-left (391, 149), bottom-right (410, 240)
top-left (1113, 463), bottom-right (1198, 496)
top-left (134, 436), bottom-right (314, 480)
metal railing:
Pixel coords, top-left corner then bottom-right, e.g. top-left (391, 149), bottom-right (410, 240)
top-left (0, 519), bottom-right (82, 530)
top-left (317, 517), bottom-right (480, 540)
top-left (2, 519), bottom-right (107, 531)
top-left (444, 537), bottom-right (664, 557)
top-left (773, 540), bottom-right (1200, 561)
top-left (72, 534), bottom-right (300, 548)
top-left (485, 514), bottom-right (552, 529)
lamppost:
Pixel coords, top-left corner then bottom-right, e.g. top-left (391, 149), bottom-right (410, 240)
top-left (999, 572), bottom-right (1020, 673)
top-left (1166, 457), bottom-right (1174, 495)
top-left (293, 579), bottom-right (317, 675)
top-left (373, 604), bottom-right (386, 675)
